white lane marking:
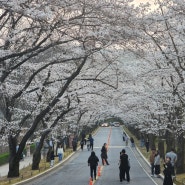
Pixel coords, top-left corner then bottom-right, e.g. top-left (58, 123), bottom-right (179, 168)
top-left (129, 146), bottom-right (159, 185)
top-left (94, 146), bottom-right (126, 149)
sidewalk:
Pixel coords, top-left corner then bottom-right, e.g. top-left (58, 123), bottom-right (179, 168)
top-left (0, 155), bottom-right (33, 178)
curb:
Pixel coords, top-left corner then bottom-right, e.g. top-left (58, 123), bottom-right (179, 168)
top-left (123, 128), bottom-right (176, 185)
top-left (135, 145), bottom-right (176, 185)
top-left (13, 129), bottom-right (100, 185)
top-left (13, 151), bottom-right (76, 185)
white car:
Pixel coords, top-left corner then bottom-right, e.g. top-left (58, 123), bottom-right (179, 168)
top-left (101, 123), bottom-right (109, 127)
top-left (113, 122), bottom-right (120, 127)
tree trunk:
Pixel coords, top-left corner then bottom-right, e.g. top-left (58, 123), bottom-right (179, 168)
top-left (8, 156), bottom-right (20, 177)
top-left (7, 135), bottom-right (20, 177)
top-left (148, 134), bottom-right (156, 150)
top-left (32, 150), bottom-right (41, 170)
top-left (158, 139), bottom-right (165, 159)
top-left (32, 132), bottom-right (48, 170)
top-left (176, 134), bottom-right (185, 174)
top-left (47, 146), bottom-right (52, 162)
top-left (165, 131), bottom-right (175, 153)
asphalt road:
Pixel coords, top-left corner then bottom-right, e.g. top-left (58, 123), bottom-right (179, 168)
top-left (23, 127), bottom-right (164, 185)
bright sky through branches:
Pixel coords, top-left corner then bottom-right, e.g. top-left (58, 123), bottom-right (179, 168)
top-left (133, 0), bottom-right (156, 10)
top-left (134, 0), bottom-right (155, 6)
top-left (134, 0), bottom-right (154, 3)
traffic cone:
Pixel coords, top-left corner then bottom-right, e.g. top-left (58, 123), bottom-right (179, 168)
top-left (98, 165), bottom-right (101, 176)
top-left (89, 177), bottom-right (93, 185)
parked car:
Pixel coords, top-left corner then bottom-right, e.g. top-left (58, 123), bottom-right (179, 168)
top-left (109, 122), bottom-right (114, 126)
top-left (113, 122), bottom-right (120, 127)
top-left (101, 123), bottom-right (109, 127)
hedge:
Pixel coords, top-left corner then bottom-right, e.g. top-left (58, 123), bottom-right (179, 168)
top-left (0, 152), bottom-right (9, 166)
top-left (0, 144), bottom-right (35, 166)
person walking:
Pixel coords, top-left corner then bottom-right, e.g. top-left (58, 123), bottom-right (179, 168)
top-left (89, 134), bottom-right (94, 151)
top-left (125, 135), bottom-right (129, 146)
top-left (81, 131), bottom-right (86, 144)
top-left (72, 138), bottom-right (77, 151)
top-left (119, 152), bottom-right (123, 181)
top-left (154, 150), bottom-right (160, 177)
top-left (163, 157), bottom-right (173, 185)
top-left (140, 135), bottom-right (145, 147)
top-left (101, 143), bottom-right (109, 165)
top-left (130, 137), bottom-right (135, 147)
top-left (57, 145), bottom-right (64, 162)
top-left (50, 149), bottom-right (55, 167)
top-left (165, 148), bottom-right (177, 177)
top-left (88, 151), bottom-right (99, 181)
top-left (149, 148), bottom-right (156, 177)
top-left (119, 149), bottom-right (130, 183)
top-left (145, 138), bottom-right (149, 152)
top-left (123, 132), bottom-right (126, 141)
top-left (16, 144), bottom-right (24, 161)
top-left (86, 138), bottom-right (90, 151)
top-left (80, 139), bottom-right (84, 151)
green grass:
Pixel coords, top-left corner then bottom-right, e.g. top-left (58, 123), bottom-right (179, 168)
top-left (0, 153), bottom-right (9, 166)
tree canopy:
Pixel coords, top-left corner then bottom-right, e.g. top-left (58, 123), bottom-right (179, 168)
top-left (1, 0), bottom-right (185, 177)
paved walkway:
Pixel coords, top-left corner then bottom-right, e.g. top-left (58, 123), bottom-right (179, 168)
top-left (0, 155), bottom-right (33, 177)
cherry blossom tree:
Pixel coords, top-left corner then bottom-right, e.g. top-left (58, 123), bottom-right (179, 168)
top-left (111, 0), bottom-right (185, 172)
top-left (0, 0), bottom-right (136, 177)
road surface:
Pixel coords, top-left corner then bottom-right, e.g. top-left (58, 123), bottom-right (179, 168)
top-left (23, 127), bottom-right (164, 185)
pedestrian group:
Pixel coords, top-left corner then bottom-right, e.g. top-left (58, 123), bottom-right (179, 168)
top-left (149, 147), bottom-right (177, 185)
top-left (49, 130), bottom-right (178, 185)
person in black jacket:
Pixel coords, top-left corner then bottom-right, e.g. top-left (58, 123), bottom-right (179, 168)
top-left (101, 143), bottom-right (110, 165)
top-left (88, 151), bottom-right (99, 181)
top-left (50, 150), bottom-right (55, 167)
top-left (130, 137), bottom-right (135, 147)
top-left (119, 149), bottom-right (130, 182)
top-left (89, 136), bottom-right (94, 151)
top-left (163, 157), bottom-right (173, 185)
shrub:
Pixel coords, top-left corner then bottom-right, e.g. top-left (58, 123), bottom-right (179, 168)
top-left (0, 152), bottom-right (9, 165)
top-left (30, 143), bottom-right (35, 154)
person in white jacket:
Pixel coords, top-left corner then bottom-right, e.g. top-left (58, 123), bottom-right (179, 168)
top-left (154, 150), bottom-right (161, 177)
top-left (57, 145), bottom-right (64, 162)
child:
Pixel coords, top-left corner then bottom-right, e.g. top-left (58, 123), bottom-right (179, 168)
top-left (50, 150), bottom-right (55, 167)
top-left (57, 145), bottom-right (64, 162)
